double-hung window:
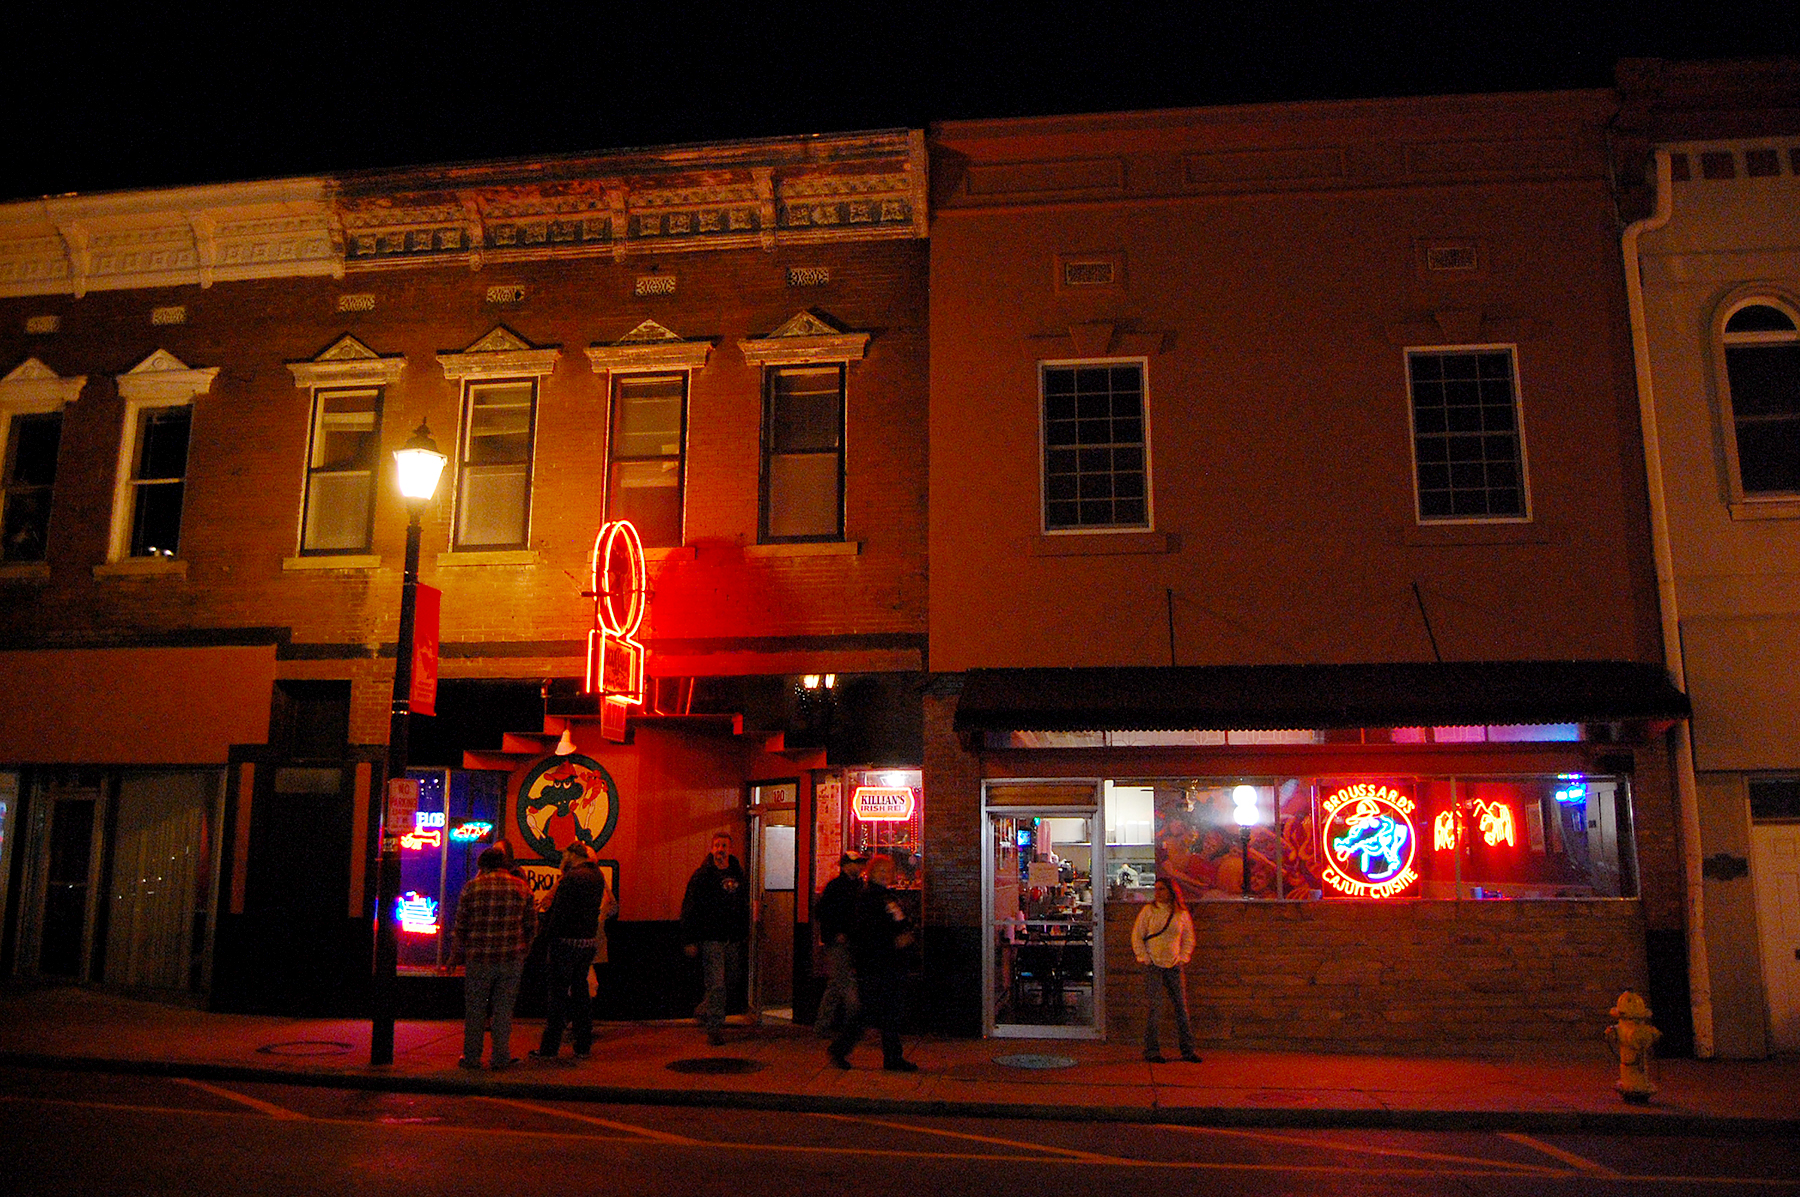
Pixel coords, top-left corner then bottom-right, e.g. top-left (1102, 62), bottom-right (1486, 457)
top-left (762, 365), bottom-right (845, 541)
top-left (606, 373), bottom-right (687, 548)
top-left (1406, 347), bottom-right (1529, 522)
top-left (301, 388), bottom-right (383, 553)
top-left (1, 412), bottom-right (61, 563)
top-left (1719, 301), bottom-right (1800, 498)
top-left (1040, 360), bottom-right (1151, 531)
top-left (107, 351), bottom-right (216, 563)
top-left (455, 379), bottom-right (537, 550)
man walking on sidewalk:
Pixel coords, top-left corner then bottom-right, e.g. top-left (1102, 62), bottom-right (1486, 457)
top-left (681, 831), bottom-right (750, 1046)
top-left (813, 851), bottom-right (864, 1038)
top-left (447, 845), bottom-right (536, 1070)
top-left (828, 854), bottom-right (917, 1072)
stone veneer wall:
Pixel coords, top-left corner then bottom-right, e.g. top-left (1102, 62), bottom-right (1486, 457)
top-left (1104, 898), bottom-right (1647, 1055)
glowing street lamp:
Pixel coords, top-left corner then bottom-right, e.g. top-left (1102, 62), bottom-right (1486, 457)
top-left (1232, 784), bottom-right (1260, 898)
top-left (372, 422), bottom-right (446, 1067)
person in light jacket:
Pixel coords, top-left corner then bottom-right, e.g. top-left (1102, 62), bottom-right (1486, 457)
top-left (1131, 877), bottom-right (1201, 1063)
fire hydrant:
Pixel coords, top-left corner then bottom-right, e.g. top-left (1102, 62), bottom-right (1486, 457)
top-left (1604, 991), bottom-right (1661, 1103)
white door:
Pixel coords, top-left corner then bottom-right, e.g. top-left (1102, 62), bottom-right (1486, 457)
top-left (1751, 823), bottom-right (1800, 1052)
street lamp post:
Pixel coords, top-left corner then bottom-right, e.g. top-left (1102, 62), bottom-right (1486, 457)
top-left (372, 422), bottom-right (447, 1067)
top-left (1232, 784), bottom-right (1259, 899)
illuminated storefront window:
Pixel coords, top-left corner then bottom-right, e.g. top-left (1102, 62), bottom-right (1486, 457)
top-left (397, 769), bottom-right (507, 970)
top-left (1141, 772), bottom-right (1634, 901)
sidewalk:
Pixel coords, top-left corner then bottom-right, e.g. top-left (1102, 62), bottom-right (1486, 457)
top-left (2, 986), bottom-right (1795, 1134)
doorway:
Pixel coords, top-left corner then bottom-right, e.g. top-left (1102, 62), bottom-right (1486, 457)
top-left (1751, 819), bottom-right (1800, 1052)
top-left (747, 782), bottom-right (798, 1017)
top-left (983, 783), bottom-right (1105, 1038)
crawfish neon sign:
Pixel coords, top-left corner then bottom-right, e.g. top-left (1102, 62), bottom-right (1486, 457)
top-left (1320, 783), bottom-right (1419, 898)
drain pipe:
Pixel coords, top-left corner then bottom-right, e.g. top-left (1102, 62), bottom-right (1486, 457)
top-left (1621, 148), bottom-right (1714, 1058)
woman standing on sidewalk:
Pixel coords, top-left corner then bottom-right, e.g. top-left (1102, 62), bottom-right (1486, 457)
top-left (1131, 878), bottom-right (1200, 1063)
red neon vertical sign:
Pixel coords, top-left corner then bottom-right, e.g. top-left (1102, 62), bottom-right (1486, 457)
top-left (585, 520), bottom-right (648, 741)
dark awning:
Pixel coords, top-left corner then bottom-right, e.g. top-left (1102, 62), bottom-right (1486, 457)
top-left (952, 661), bottom-right (1690, 733)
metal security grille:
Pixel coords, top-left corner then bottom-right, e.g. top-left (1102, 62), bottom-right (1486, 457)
top-left (1407, 349), bottom-right (1526, 520)
top-left (1042, 363), bottom-right (1148, 530)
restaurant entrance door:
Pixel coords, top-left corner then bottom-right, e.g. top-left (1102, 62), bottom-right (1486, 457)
top-left (747, 782), bottom-right (798, 1018)
top-left (983, 785), bottom-right (1104, 1038)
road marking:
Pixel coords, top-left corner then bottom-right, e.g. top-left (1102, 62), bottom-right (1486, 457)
top-left (812, 1110), bottom-right (1126, 1164)
top-left (480, 1096), bottom-right (699, 1144)
top-left (1498, 1132), bottom-right (1623, 1177)
top-left (171, 1078), bottom-right (306, 1120)
top-left (1158, 1123), bottom-right (1563, 1173)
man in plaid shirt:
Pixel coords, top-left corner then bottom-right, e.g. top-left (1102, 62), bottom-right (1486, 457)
top-left (447, 845), bottom-right (535, 1069)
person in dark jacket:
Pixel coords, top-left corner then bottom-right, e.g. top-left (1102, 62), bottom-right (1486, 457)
top-left (827, 854), bottom-right (917, 1071)
top-left (812, 852), bottom-right (864, 1038)
top-left (531, 844), bottom-right (615, 1060)
top-left (680, 831), bottom-right (750, 1045)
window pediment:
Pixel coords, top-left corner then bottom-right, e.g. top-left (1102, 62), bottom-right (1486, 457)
top-left (739, 310), bottom-right (869, 366)
top-left (287, 335), bottom-right (406, 389)
top-left (116, 349), bottom-right (218, 404)
top-left (436, 325), bottom-right (560, 380)
top-left (585, 319), bottom-right (712, 372)
top-left (0, 357), bottom-right (86, 412)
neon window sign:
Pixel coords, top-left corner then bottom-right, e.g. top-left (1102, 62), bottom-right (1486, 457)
top-left (850, 786), bottom-right (915, 821)
top-left (1473, 799), bottom-right (1516, 848)
top-left (450, 820), bottom-right (494, 843)
top-left (1432, 809), bottom-right (1459, 852)
top-left (399, 827), bottom-right (441, 851)
top-left (585, 519), bottom-right (648, 741)
top-left (1320, 783), bottom-right (1419, 898)
top-left (396, 891), bottom-right (440, 934)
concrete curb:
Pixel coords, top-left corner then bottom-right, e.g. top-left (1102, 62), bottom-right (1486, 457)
top-left (4, 1051), bottom-right (1795, 1138)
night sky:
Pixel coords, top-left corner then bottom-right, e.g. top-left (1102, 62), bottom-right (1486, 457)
top-left (8, 1), bottom-right (1800, 201)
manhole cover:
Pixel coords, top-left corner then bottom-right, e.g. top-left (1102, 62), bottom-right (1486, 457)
top-left (255, 1040), bottom-right (354, 1057)
top-left (993, 1053), bottom-right (1078, 1070)
top-left (665, 1057), bottom-right (765, 1075)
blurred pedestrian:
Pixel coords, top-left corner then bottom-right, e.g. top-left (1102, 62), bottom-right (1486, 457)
top-left (680, 831), bottom-right (749, 1046)
top-left (447, 844), bottom-right (535, 1070)
top-left (813, 851), bottom-right (864, 1038)
top-left (1131, 877), bottom-right (1200, 1063)
top-left (828, 854), bottom-right (916, 1072)
top-left (530, 844), bottom-right (616, 1060)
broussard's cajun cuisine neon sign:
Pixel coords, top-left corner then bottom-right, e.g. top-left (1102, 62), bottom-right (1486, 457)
top-left (1320, 783), bottom-right (1419, 898)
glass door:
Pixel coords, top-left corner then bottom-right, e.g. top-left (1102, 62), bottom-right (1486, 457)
top-left (747, 782), bottom-right (797, 1018)
top-left (985, 800), bottom-right (1103, 1038)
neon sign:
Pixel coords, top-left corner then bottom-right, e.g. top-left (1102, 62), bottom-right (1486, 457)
top-left (1433, 809), bottom-right (1458, 852)
top-left (1319, 783), bottom-right (1418, 898)
top-left (585, 520), bottom-right (648, 743)
top-left (851, 786), bottom-right (915, 822)
top-left (399, 828), bottom-right (441, 851)
top-left (396, 891), bottom-right (439, 934)
top-left (449, 820), bottom-right (494, 843)
top-left (1474, 799), bottom-right (1516, 848)
top-left (416, 811), bottom-right (445, 829)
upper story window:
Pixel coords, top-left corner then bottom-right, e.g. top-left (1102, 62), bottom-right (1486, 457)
top-left (108, 351), bottom-right (217, 562)
top-left (456, 379), bottom-right (537, 550)
top-left (762, 365), bottom-right (845, 542)
top-left (606, 373), bottom-right (687, 549)
top-left (302, 388), bottom-right (383, 553)
top-left (1719, 300), bottom-right (1800, 497)
top-left (436, 327), bottom-right (560, 555)
top-left (1406, 347), bottom-right (1529, 522)
top-left (1040, 360), bottom-right (1150, 531)
top-left (0, 357), bottom-right (82, 566)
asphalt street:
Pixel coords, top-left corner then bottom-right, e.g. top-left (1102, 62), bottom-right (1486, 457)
top-left (3, 1066), bottom-right (1796, 1196)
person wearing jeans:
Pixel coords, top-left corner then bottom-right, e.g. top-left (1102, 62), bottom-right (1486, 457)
top-left (1131, 877), bottom-right (1201, 1063)
top-left (447, 845), bottom-right (535, 1070)
top-left (680, 832), bottom-right (750, 1046)
top-left (532, 844), bottom-right (617, 1060)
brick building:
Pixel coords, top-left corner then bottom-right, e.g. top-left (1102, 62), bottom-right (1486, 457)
top-left (920, 91), bottom-right (1694, 1052)
top-left (0, 131), bottom-right (931, 1019)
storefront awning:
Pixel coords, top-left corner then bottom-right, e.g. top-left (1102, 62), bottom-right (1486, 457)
top-left (952, 661), bottom-right (1690, 733)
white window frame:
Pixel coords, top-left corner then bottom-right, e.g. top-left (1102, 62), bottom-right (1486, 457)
top-left (1038, 356), bottom-right (1154, 535)
top-left (1714, 293), bottom-right (1800, 506)
top-left (585, 322), bottom-right (711, 551)
top-left (436, 328), bottom-right (559, 555)
top-left (1403, 343), bottom-right (1531, 525)
top-left (0, 359), bottom-right (85, 567)
top-left (106, 351), bottom-right (217, 562)
top-left (285, 335), bottom-right (407, 560)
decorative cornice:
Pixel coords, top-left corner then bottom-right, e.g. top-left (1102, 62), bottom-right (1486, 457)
top-left (0, 357), bottom-right (86, 411)
top-left (287, 335), bottom-right (407, 389)
top-left (585, 320), bottom-right (712, 372)
top-left (738, 311), bottom-right (870, 366)
top-left (436, 326), bottom-right (560, 380)
top-left (0, 179), bottom-right (340, 299)
top-left (116, 349), bottom-right (218, 404)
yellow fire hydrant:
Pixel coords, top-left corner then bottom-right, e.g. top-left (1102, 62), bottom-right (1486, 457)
top-left (1604, 991), bottom-right (1661, 1103)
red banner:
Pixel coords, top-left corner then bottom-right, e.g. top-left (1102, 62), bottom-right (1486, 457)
top-left (410, 584), bottom-right (440, 715)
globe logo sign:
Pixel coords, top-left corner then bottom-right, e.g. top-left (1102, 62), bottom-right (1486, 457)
top-left (516, 753), bottom-right (619, 861)
top-left (1318, 782), bottom-right (1419, 899)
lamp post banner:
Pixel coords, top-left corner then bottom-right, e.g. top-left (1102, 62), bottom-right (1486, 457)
top-left (410, 584), bottom-right (440, 715)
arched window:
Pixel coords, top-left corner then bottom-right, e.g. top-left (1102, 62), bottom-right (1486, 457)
top-left (1720, 300), bottom-right (1800, 497)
